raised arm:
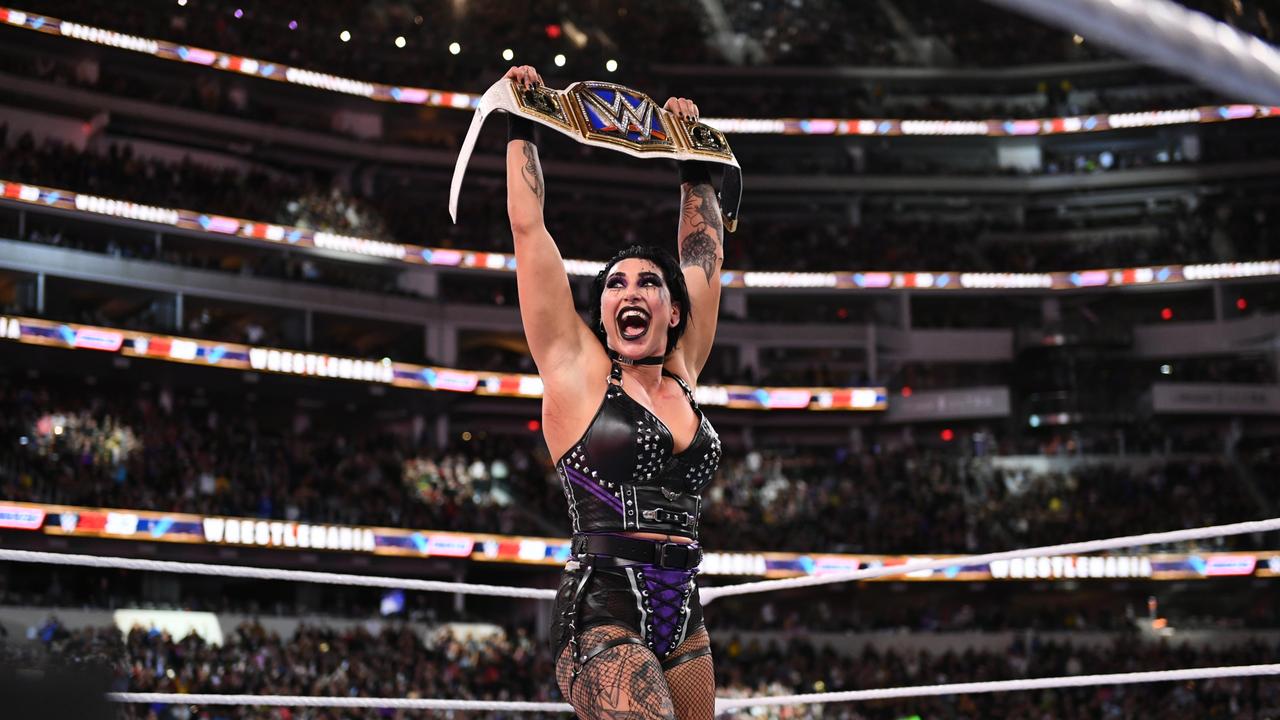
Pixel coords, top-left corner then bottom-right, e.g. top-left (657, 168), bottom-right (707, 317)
top-left (505, 66), bottom-right (592, 375)
top-left (666, 96), bottom-right (725, 379)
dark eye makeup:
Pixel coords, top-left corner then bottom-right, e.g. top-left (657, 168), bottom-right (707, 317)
top-left (605, 271), bottom-right (664, 288)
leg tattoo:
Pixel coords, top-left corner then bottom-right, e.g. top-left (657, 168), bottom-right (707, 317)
top-left (557, 625), bottom-right (678, 720)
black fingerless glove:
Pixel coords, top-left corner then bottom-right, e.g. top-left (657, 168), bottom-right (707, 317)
top-left (508, 113), bottom-right (538, 144)
top-left (678, 160), bottom-right (714, 186)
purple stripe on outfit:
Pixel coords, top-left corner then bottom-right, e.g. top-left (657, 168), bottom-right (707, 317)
top-left (564, 466), bottom-right (624, 513)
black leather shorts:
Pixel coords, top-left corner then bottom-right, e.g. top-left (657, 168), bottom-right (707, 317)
top-left (550, 559), bottom-right (704, 665)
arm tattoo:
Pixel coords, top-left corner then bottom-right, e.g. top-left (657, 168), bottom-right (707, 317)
top-left (679, 183), bottom-right (722, 284)
top-left (520, 141), bottom-right (544, 206)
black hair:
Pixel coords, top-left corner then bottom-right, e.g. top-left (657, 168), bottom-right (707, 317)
top-left (589, 245), bottom-right (691, 356)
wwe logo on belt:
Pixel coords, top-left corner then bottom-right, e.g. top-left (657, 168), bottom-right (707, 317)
top-left (580, 87), bottom-right (667, 143)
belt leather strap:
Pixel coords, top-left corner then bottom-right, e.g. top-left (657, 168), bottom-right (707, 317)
top-left (449, 78), bottom-right (742, 232)
top-left (572, 534), bottom-right (702, 570)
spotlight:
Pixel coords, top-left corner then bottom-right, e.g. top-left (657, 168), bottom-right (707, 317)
top-left (339, 30), bottom-right (351, 42)
top-left (449, 41), bottom-right (461, 55)
top-left (502, 48), bottom-right (514, 61)
top-left (605, 58), bottom-right (618, 72)
top-left (395, 36), bottom-right (406, 48)
top-left (554, 53), bottom-right (566, 67)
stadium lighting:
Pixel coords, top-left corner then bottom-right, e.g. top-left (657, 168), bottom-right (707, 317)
top-left (339, 30), bottom-right (351, 42)
top-left (502, 48), bottom-right (514, 61)
top-left (395, 36), bottom-right (406, 48)
top-left (554, 53), bottom-right (566, 67)
top-left (449, 42), bottom-right (461, 55)
top-left (606, 58), bottom-right (618, 72)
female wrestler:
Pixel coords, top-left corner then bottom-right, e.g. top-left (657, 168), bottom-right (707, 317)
top-left (502, 65), bottom-right (725, 720)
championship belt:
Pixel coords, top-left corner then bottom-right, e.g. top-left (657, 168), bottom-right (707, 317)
top-left (449, 79), bottom-right (742, 232)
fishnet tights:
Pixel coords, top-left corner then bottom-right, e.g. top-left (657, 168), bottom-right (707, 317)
top-left (664, 627), bottom-right (716, 720)
top-left (555, 624), bottom-right (715, 720)
top-left (557, 624), bottom-right (677, 720)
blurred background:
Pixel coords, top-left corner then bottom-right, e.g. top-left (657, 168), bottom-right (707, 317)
top-left (0, 0), bottom-right (1278, 718)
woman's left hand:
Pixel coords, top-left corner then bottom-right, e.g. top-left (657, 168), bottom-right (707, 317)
top-left (663, 96), bottom-right (700, 122)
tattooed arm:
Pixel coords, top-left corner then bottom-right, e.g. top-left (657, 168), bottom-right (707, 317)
top-left (661, 96), bottom-right (724, 379)
top-left (673, 159), bottom-right (725, 379)
top-left (504, 66), bottom-right (594, 376)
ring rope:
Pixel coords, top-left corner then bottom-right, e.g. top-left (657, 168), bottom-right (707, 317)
top-left (107, 664), bottom-right (1280, 713)
top-left (0, 548), bottom-right (557, 600)
top-left (109, 693), bottom-right (571, 712)
top-left (698, 516), bottom-right (1280, 602)
top-left (713, 663), bottom-right (1280, 711)
top-left (0, 516), bottom-right (1276, 601)
top-left (983, 0), bottom-right (1280, 104)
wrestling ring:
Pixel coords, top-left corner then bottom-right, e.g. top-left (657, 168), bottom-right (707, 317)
top-left (7, 0), bottom-right (1280, 712)
top-left (4, 516), bottom-right (1280, 713)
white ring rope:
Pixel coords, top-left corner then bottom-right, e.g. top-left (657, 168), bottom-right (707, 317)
top-left (982, 0), bottom-right (1280, 104)
top-left (0, 548), bottom-right (556, 600)
top-left (107, 664), bottom-right (1280, 713)
top-left (699, 516), bottom-right (1280, 602)
top-left (108, 694), bottom-right (574, 712)
top-left (713, 664), bottom-right (1280, 711)
top-left (0, 516), bottom-right (1276, 602)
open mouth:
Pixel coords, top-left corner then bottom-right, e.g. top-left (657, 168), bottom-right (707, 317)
top-left (617, 305), bottom-right (651, 341)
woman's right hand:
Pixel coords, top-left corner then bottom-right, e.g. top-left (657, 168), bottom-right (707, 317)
top-left (504, 65), bottom-right (544, 89)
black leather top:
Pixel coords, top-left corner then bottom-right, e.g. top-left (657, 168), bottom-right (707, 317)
top-left (555, 363), bottom-right (721, 539)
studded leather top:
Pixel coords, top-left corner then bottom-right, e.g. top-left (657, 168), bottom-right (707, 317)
top-left (556, 361), bottom-right (722, 540)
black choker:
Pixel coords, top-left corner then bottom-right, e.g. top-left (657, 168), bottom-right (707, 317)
top-left (608, 350), bottom-right (664, 366)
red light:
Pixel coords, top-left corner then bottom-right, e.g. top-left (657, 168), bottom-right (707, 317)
top-left (545, 24), bottom-right (562, 39)
top-left (1236, 297), bottom-right (1248, 311)
top-left (1160, 307), bottom-right (1173, 320)
top-left (836, 307), bottom-right (848, 319)
top-left (526, 419), bottom-right (541, 432)
top-left (940, 428), bottom-right (954, 442)
top-left (901, 386), bottom-right (912, 398)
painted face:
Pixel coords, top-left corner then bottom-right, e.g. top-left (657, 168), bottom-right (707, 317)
top-left (600, 257), bottom-right (680, 360)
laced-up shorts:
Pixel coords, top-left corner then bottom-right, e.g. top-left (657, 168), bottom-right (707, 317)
top-left (550, 555), bottom-right (705, 674)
